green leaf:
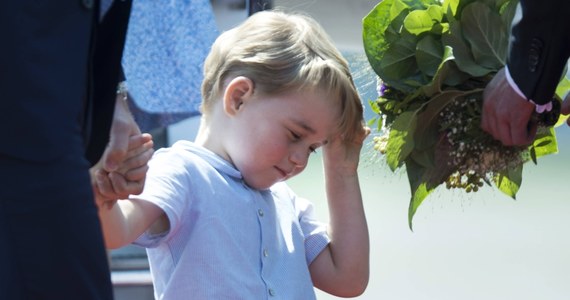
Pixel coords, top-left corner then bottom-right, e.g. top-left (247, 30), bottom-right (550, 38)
top-left (398, 0), bottom-right (441, 11)
top-left (493, 164), bottom-right (523, 199)
top-left (441, 61), bottom-right (471, 86)
top-left (363, 0), bottom-right (396, 79)
top-left (381, 35), bottom-right (419, 80)
top-left (421, 46), bottom-right (455, 96)
top-left (386, 111), bottom-right (418, 171)
top-left (448, 0), bottom-right (478, 19)
top-left (405, 158), bottom-right (436, 230)
top-left (369, 99), bottom-right (381, 114)
top-left (408, 183), bottom-right (432, 230)
top-left (499, 0), bottom-right (518, 30)
top-left (442, 20), bottom-right (492, 77)
top-left (416, 34), bottom-right (444, 77)
top-left (529, 146), bottom-right (537, 164)
top-left (403, 5), bottom-right (444, 35)
top-left (554, 77), bottom-right (570, 126)
top-left (442, 0), bottom-right (460, 17)
top-left (555, 76), bottom-right (570, 100)
top-left (391, 0), bottom-right (413, 19)
top-left (532, 127), bottom-right (559, 158)
top-left (421, 46), bottom-right (470, 96)
top-left (410, 149), bottom-right (435, 168)
top-left (460, 2), bottom-right (507, 70)
top-left (363, 0), bottom-right (425, 93)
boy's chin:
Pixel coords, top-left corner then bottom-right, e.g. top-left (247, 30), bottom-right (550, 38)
top-left (243, 178), bottom-right (278, 191)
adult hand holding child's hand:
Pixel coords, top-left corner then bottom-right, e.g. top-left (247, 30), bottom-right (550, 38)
top-left (92, 133), bottom-right (154, 209)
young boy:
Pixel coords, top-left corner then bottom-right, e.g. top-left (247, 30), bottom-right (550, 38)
top-left (96, 10), bottom-right (370, 299)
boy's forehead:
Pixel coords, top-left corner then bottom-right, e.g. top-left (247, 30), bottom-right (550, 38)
top-left (289, 116), bottom-right (316, 134)
top-left (289, 116), bottom-right (331, 144)
top-left (286, 97), bottom-right (341, 138)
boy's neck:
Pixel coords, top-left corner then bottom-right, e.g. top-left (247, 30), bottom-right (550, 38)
top-left (194, 117), bottom-right (231, 164)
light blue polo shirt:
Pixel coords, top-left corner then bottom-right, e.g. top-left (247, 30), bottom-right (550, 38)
top-left (133, 141), bottom-right (330, 299)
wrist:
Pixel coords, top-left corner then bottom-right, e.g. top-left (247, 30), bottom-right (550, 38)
top-left (116, 81), bottom-right (131, 112)
top-left (117, 81), bottom-right (128, 101)
top-left (505, 66), bottom-right (552, 113)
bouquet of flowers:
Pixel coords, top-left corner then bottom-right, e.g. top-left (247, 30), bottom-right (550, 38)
top-left (363, 0), bottom-right (570, 229)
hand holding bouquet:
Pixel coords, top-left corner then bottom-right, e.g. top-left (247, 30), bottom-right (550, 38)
top-left (363, 0), bottom-right (570, 229)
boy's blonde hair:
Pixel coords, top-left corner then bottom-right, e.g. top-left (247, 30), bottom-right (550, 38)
top-left (201, 10), bottom-right (363, 141)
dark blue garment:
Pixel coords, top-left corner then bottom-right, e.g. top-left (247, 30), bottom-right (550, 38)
top-left (0, 1), bottom-right (132, 299)
top-left (507, 0), bottom-right (570, 104)
top-left (0, 154), bottom-right (112, 299)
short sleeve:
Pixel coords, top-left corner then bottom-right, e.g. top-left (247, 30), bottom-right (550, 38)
top-left (130, 147), bottom-right (192, 247)
top-left (296, 197), bottom-right (330, 264)
top-left (271, 183), bottom-right (330, 265)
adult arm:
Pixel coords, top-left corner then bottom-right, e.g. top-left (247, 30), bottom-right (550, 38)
top-left (101, 90), bottom-right (142, 170)
top-left (90, 82), bottom-right (151, 202)
top-left (482, 0), bottom-right (570, 145)
top-left (507, 0), bottom-right (570, 105)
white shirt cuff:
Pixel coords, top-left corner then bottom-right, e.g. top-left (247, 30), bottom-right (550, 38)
top-left (504, 66), bottom-right (552, 113)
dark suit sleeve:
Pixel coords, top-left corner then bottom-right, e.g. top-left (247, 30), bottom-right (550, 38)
top-left (506, 0), bottom-right (570, 105)
top-left (85, 0), bottom-right (132, 165)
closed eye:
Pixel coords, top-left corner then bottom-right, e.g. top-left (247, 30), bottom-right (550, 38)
top-left (289, 129), bottom-right (320, 154)
top-left (290, 130), bottom-right (301, 141)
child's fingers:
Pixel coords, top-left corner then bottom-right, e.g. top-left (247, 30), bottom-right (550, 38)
top-left (109, 171), bottom-right (145, 197)
top-left (97, 170), bottom-right (136, 202)
top-left (95, 170), bottom-right (113, 197)
top-left (107, 172), bottom-right (132, 200)
top-left (339, 125), bottom-right (370, 146)
top-left (117, 147), bottom-right (154, 175)
top-left (94, 170), bottom-right (119, 209)
top-left (359, 126), bottom-right (371, 142)
top-left (123, 164), bottom-right (150, 182)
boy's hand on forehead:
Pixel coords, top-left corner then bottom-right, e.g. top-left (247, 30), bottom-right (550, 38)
top-left (322, 125), bottom-right (370, 176)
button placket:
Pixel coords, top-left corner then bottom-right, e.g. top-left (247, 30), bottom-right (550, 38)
top-left (258, 207), bottom-right (269, 260)
top-left (255, 190), bottom-right (276, 297)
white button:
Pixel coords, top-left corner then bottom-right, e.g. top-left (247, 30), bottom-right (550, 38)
top-left (263, 249), bottom-right (269, 257)
top-left (268, 288), bottom-right (276, 296)
top-left (258, 209), bottom-right (264, 217)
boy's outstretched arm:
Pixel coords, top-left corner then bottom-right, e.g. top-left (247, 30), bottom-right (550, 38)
top-left (92, 133), bottom-right (167, 249)
top-left (309, 126), bottom-right (370, 297)
top-left (97, 195), bottom-right (166, 249)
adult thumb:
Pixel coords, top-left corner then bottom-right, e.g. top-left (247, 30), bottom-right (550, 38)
top-left (103, 120), bottom-right (131, 172)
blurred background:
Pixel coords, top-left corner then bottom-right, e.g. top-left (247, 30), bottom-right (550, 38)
top-left (113, 1), bottom-right (570, 299)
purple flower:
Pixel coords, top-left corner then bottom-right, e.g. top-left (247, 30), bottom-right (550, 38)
top-left (377, 79), bottom-right (387, 97)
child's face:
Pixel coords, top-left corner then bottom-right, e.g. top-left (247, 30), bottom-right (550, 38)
top-left (226, 88), bottom-right (340, 190)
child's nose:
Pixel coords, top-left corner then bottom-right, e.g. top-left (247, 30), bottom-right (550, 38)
top-left (289, 149), bottom-right (308, 168)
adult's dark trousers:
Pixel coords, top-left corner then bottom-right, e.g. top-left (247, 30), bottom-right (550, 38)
top-left (0, 153), bottom-right (113, 299)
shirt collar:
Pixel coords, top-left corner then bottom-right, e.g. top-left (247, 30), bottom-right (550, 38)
top-left (175, 141), bottom-right (242, 179)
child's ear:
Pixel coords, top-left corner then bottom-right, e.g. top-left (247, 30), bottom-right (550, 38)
top-left (223, 76), bottom-right (254, 116)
